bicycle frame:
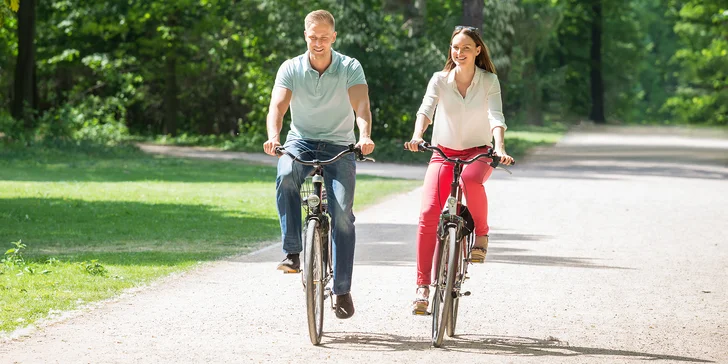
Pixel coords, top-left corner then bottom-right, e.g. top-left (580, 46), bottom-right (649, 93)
top-left (433, 144), bottom-right (497, 268)
top-left (304, 166), bottom-right (334, 297)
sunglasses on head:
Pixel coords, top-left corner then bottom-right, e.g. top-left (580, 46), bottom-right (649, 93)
top-left (454, 25), bottom-right (480, 34)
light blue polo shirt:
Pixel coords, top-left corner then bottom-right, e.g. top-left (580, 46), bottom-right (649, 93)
top-left (274, 50), bottom-right (367, 145)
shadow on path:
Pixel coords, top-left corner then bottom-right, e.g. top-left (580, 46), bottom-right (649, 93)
top-left (321, 332), bottom-right (713, 362)
top-left (234, 222), bottom-right (630, 270)
top-left (515, 143), bottom-right (728, 181)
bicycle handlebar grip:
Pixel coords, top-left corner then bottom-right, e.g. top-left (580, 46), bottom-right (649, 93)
top-left (490, 153), bottom-right (516, 167)
top-left (417, 141), bottom-right (430, 152)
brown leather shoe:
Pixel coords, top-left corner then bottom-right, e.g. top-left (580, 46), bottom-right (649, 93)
top-left (276, 254), bottom-right (300, 273)
top-left (335, 293), bottom-right (355, 319)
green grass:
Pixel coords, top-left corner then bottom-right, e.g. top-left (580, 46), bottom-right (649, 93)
top-left (0, 144), bottom-right (420, 333)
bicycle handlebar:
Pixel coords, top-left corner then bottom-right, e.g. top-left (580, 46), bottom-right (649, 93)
top-left (416, 141), bottom-right (515, 168)
top-left (275, 144), bottom-right (375, 166)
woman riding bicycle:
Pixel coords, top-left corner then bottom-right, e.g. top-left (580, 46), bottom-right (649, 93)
top-left (404, 26), bottom-right (514, 314)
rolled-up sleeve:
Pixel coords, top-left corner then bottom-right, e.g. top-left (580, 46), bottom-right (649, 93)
top-left (487, 75), bottom-right (507, 131)
top-left (416, 73), bottom-right (440, 122)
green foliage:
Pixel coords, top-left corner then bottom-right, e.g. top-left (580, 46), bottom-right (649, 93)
top-left (2, 240), bottom-right (26, 268)
top-left (79, 260), bottom-right (107, 276)
top-left (663, 0), bottom-right (728, 125)
top-left (0, 0), bottom-right (19, 27)
top-left (1, 0), bottom-right (725, 146)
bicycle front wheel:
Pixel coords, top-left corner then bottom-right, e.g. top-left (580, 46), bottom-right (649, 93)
top-left (448, 234), bottom-right (470, 337)
top-left (304, 219), bottom-right (325, 345)
top-left (432, 226), bottom-right (459, 347)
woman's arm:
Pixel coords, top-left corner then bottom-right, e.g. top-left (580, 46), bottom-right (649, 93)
top-left (488, 76), bottom-right (513, 165)
top-left (405, 74), bottom-right (439, 151)
top-left (405, 114), bottom-right (432, 151)
top-left (492, 124), bottom-right (514, 165)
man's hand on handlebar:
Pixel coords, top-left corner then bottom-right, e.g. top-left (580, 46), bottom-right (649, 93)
top-left (355, 136), bottom-right (376, 155)
top-left (263, 138), bottom-right (281, 156)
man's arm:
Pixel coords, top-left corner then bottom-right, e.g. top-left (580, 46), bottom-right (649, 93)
top-left (263, 86), bottom-right (292, 156)
top-left (348, 84), bottom-right (375, 155)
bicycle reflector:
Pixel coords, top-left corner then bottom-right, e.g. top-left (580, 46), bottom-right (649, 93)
top-left (446, 196), bottom-right (457, 214)
top-left (307, 194), bottom-right (321, 209)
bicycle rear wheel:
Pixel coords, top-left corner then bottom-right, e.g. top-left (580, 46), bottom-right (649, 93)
top-left (304, 219), bottom-right (325, 345)
top-left (432, 226), bottom-right (458, 347)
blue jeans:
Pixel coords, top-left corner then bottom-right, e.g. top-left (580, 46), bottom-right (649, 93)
top-left (276, 138), bottom-right (357, 295)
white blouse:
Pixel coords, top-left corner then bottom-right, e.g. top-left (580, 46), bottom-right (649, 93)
top-left (417, 67), bottom-right (507, 150)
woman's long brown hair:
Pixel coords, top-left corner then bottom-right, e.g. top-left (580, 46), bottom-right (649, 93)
top-left (443, 27), bottom-right (497, 74)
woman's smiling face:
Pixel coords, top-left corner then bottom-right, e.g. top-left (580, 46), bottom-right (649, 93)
top-left (450, 33), bottom-right (481, 67)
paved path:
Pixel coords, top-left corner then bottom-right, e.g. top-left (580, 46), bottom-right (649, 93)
top-left (2, 127), bottom-right (727, 363)
top-left (136, 143), bottom-right (428, 180)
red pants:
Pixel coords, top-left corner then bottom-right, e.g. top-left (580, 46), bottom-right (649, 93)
top-left (416, 145), bottom-right (494, 286)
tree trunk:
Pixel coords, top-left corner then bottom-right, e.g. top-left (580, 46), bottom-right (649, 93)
top-left (412, 0), bottom-right (426, 36)
top-left (524, 61), bottom-right (544, 126)
top-left (397, 0), bottom-right (427, 37)
top-left (12, 0), bottom-right (38, 128)
top-left (462, 0), bottom-right (483, 28)
top-left (589, 0), bottom-right (605, 123)
top-left (163, 51), bottom-right (179, 136)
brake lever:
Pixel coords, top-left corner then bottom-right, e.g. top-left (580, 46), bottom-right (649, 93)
top-left (354, 148), bottom-right (375, 162)
top-left (490, 153), bottom-right (514, 174)
top-left (497, 165), bottom-right (513, 175)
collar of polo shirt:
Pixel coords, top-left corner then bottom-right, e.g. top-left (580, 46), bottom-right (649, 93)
top-left (304, 50), bottom-right (342, 75)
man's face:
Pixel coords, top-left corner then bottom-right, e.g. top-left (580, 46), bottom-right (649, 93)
top-left (304, 22), bottom-right (336, 58)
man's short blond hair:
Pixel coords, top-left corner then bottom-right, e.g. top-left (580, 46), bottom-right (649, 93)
top-left (304, 10), bottom-right (335, 30)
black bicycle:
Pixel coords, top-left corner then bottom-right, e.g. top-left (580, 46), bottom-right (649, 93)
top-left (275, 144), bottom-right (373, 345)
top-left (414, 142), bottom-right (514, 347)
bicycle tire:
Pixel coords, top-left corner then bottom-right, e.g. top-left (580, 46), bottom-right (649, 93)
top-left (432, 226), bottom-right (458, 347)
top-left (448, 234), bottom-right (470, 337)
top-left (304, 219), bottom-right (325, 345)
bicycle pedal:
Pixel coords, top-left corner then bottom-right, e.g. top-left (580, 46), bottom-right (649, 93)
top-left (412, 309), bottom-right (431, 316)
top-left (281, 269), bottom-right (301, 274)
top-left (460, 291), bottom-right (471, 297)
top-left (468, 258), bottom-right (484, 263)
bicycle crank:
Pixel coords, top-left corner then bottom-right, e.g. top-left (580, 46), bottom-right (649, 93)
top-left (325, 288), bottom-right (335, 310)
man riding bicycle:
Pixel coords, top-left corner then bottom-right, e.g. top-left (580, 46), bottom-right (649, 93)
top-left (262, 9), bottom-right (375, 319)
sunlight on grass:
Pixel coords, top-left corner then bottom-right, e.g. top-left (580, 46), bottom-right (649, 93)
top-left (0, 146), bottom-right (419, 333)
top-left (507, 130), bottom-right (564, 144)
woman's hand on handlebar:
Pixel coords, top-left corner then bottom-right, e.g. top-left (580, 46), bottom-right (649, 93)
top-left (494, 148), bottom-right (515, 166)
top-left (404, 138), bottom-right (425, 152)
